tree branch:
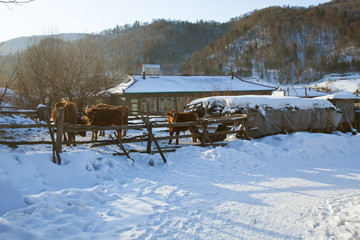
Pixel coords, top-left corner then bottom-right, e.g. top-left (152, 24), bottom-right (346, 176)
top-left (0, 0), bottom-right (34, 3)
top-left (1, 0), bottom-right (34, 9)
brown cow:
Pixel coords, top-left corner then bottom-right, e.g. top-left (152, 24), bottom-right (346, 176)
top-left (84, 106), bottom-right (127, 141)
top-left (166, 110), bottom-right (198, 145)
top-left (52, 100), bottom-right (88, 145)
top-left (84, 104), bottom-right (129, 140)
top-left (117, 105), bottom-right (129, 137)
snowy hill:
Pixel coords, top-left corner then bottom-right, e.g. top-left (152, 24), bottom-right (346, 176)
top-left (183, 1), bottom-right (360, 84)
top-left (310, 73), bottom-right (360, 94)
top-left (0, 33), bottom-right (86, 55)
top-left (0, 113), bottom-right (360, 239)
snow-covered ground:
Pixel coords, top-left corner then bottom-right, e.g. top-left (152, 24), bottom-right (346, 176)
top-left (0, 112), bottom-right (360, 240)
top-left (0, 88), bottom-right (19, 107)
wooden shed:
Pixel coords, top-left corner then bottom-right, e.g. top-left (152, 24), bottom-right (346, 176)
top-left (102, 70), bottom-right (277, 115)
top-left (185, 95), bottom-right (341, 138)
top-left (316, 92), bottom-right (360, 132)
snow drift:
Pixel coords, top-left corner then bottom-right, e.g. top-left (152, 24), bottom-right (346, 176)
top-left (1, 106), bottom-right (360, 240)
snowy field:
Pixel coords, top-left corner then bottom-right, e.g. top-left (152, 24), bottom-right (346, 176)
top-left (0, 113), bottom-right (360, 240)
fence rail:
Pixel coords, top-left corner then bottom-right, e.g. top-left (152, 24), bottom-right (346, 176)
top-left (0, 124), bottom-right (48, 129)
top-left (1, 107), bottom-right (250, 164)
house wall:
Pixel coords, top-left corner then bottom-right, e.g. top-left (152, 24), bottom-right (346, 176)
top-left (110, 90), bottom-right (273, 115)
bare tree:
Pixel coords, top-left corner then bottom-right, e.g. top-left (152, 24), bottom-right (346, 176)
top-left (57, 37), bottom-right (114, 108)
top-left (0, 54), bottom-right (20, 105)
top-left (0, 0), bottom-right (35, 104)
top-left (16, 36), bottom-right (116, 108)
top-left (16, 37), bottom-right (64, 107)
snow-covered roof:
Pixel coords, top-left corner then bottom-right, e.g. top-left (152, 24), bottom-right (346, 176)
top-left (315, 91), bottom-right (360, 100)
top-left (106, 75), bottom-right (276, 95)
top-left (188, 95), bottom-right (336, 114)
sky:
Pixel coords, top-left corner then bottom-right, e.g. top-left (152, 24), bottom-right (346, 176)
top-left (1, 0), bottom-right (330, 42)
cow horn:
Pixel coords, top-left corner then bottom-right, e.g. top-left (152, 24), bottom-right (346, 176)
top-left (84, 106), bottom-right (90, 113)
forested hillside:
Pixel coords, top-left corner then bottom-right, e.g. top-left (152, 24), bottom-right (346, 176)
top-left (183, 0), bottom-right (360, 84)
top-left (2, 0), bottom-right (360, 92)
top-left (99, 20), bottom-right (230, 75)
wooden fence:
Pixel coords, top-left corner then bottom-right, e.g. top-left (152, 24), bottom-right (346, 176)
top-left (0, 107), bottom-right (250, 165)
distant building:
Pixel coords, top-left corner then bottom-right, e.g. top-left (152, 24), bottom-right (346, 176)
top-left (102, 65), bottom-right (277, 115)
top-left (142, 64), bottom-right (161, 77)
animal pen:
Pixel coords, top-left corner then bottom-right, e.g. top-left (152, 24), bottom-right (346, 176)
top-left (0, 106), bottom-right (250, 165)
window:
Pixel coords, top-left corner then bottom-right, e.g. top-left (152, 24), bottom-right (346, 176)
top-left (159, 97), bottom-right (174, 113)
top-left (131, 99), bottom-right (138, 114)
top-left (141, 98), bottom-right (157, 113)
top-left (176, 97), bottom-right (191, 111)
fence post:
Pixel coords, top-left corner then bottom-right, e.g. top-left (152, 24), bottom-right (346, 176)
top-left (45, 108), bottom-right (61, 165)
top-left (204, 102), bottom-right (210, 118)
top-left (146, 124), bottom-right (152, 153)
top-left (36, 105), bottom-right (47, 122)
top-left (200, 120), bottom-right (208, 147)
top-left (146, 107), bottom-right (152, 153)
top-left (56, 107), bottom-right (64, 154)
top-left (140, 114), bottom-right (167, 164)
top-left (199, 119), bottom-right (215, 148)
top-left (243, 111), bottom-right (251, 140)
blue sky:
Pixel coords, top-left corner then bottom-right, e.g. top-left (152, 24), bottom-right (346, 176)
top-left (1, 0), bottom-right (330, 42)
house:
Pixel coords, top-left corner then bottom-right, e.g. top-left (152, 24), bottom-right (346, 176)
top-left (103, 65), bottom-right (277, 115)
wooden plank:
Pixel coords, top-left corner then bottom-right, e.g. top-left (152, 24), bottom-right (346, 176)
top-left (155, 133), bottom-right (202, 142)
top-left (63, 124), bottom-right (136, 132)
top-left (0, 140), bottom-right (53, 145)
top-left (113, 148), bottom-right (176, 156)
top-left (61, 115), bottom-right (247, 133)
top-left (0, 106), bottom-right (35, 110)
top-left (0, 110), bottom-right (37, 114)
top-left (0, 124), bottom-right (48, 129)
top-left (110, 133), bottom-right (135, 163)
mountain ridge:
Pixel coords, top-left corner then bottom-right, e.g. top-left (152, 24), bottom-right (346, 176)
top-left (1, 0), bottom-right (359, 85)
top-left (0, 33), bottom-right (87, 55)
